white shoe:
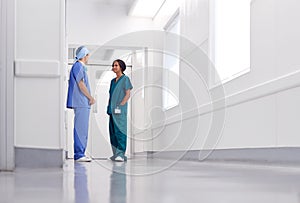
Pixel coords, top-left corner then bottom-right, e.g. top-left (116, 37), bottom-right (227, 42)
top-left (114, 156), bottom-right (124, 162)
top-left (75, 156), bottom-right (92, 162)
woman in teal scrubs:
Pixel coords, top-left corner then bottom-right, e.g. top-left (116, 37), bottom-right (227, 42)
top-left (107, 59), bottom-right (133, 162)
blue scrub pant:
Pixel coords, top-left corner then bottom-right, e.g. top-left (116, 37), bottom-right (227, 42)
top-left (74, 108), bottom-right (90, 160)
top-left (109, 115), bottom-right (127, 159)
top-left (74, 163), bottom-right (89, 203)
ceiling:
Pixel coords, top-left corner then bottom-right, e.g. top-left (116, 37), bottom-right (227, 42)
top-left (85, 0), bottom-right (134, 7)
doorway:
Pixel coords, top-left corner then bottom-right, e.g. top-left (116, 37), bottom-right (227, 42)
top-left (65, 47), bottom-right (146, 160)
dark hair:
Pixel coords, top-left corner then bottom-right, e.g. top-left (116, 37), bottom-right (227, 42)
top-left (112, 59), bottom-right (126, 73)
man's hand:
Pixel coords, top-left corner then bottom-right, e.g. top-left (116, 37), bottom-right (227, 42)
top-left (89, 97), bottom-right (96, 105)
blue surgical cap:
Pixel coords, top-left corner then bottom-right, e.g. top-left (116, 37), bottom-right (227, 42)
top-left (75, 46), bottom-right (89, 61)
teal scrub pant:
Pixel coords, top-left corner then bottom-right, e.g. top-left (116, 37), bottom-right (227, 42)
top-left (109, 115), bottom-right (127, 159)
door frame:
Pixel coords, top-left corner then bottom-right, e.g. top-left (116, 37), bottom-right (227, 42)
top-left (0, 0), bottom-right (15, 171)
top-left (65, 63), bottom-right (135, 159)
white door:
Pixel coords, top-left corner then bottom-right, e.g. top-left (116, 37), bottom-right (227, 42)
top-left (0, 0), bottom-right (15, 170)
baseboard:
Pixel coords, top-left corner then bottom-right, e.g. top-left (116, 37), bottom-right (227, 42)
top-left (143, 147), bottom-right (300, 165)
top-left (15, 147), bottom-right (64, 168)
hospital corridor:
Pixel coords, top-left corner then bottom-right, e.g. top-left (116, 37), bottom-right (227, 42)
top-left (1, 0), bottom-right (300, 202)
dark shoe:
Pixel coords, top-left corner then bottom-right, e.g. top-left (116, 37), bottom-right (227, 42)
top-left (107, 156), bottom-right (116, 161)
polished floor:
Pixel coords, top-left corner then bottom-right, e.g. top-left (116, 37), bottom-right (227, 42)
top-left (1, 157), bottom-right (300, 203)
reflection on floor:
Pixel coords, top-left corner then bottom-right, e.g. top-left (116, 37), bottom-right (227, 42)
top-left (1, 157), bottom-right (300, 203)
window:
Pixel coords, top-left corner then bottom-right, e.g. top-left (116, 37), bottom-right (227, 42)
top-left (210, 0), bottom-right (251, 85)
top-left (163, 12), bottom-right (180, 110)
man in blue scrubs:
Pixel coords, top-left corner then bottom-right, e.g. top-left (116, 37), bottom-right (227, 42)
top-left (67, 46), bottom-right (95, 162)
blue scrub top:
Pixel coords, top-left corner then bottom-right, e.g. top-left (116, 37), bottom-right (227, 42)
top-left (107, 74), bottom-right (133, 115)
top-left (66, 61), bottom-right (91, 109)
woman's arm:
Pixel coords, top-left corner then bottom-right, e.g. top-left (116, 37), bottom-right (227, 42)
top-left (120, 89), bottom-right (131, 106)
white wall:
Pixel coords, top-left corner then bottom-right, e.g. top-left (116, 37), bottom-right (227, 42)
top-left (148, 0), bottom-right (300, 152)
top-left (217, 0), bottom-right (300, 149)
top-left (14, 0), bottom-right (66, 151)
top-left (67, 0), bottom-right (300, 155)
top-left (144, 0), bottom-right (212, 151)
top-left (67, 0), bottom-right (160, 45)
top-left (224, 0), bottom-right (300, 95)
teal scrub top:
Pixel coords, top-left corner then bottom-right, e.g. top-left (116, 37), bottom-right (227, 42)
top-left (107, 74), bottom-right (133, 134)
top-left (107, 74), bottom-right (133, 116)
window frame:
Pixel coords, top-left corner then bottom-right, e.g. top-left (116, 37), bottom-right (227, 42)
top-left (162, 9), bottom-right (181, 111)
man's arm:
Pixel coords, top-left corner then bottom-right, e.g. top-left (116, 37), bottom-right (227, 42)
top-left (78, 80), bottom-right (95, 105)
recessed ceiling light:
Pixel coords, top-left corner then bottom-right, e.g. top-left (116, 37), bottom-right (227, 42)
top-left (128, 0), bottom-right (166, 18)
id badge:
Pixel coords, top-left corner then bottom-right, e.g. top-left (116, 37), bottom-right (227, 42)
top-left (114, 106), bottom-right (121, 114)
